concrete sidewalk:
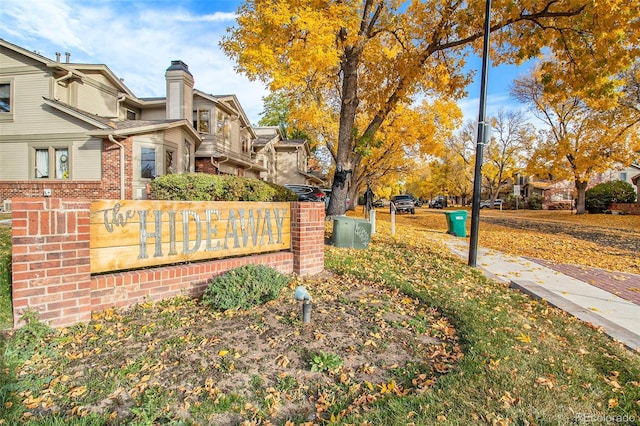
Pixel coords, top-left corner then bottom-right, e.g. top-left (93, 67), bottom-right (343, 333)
top-left (440, 235), bottom-right (640, 352)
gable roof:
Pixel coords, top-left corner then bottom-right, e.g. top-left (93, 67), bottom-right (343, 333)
top-left (1, 38), bottom-right (134, 97)
top-left (43, 98), bottom-right (201, 143)
top-left (194, 91), bottom-right (255, 137)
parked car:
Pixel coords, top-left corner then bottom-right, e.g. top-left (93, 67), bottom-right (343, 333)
top-left (430, 198), bottom-right (445, 209)
top-left (284, 184), bottom-right (326, 202)
top-left (480, 199), bottom-right (504, 208)
top-left (372, 199), bottom-right (385, 208)
top-left (391, 194), bottom-right (415, 214)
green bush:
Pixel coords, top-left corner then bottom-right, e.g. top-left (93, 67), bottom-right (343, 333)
top-left (585, 180), bottom-right (636, 214)
top-left (202, 264), bottom-right (290, 311)
top-left (149, 173), bottom-right (298, 202)
top-left (525, 193), bottom-right (543, 210)
top-left (502, 194), bottom-right (520, 210)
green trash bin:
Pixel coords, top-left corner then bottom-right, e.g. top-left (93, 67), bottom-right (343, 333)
top-left (332, 216), bottom-right (355, 247)
top-left (332, 216), bottom-right (372, 249)
top-left (353, 219), bottom-right (372, 249)
top-left (443, 210), bottom-right (468, 237)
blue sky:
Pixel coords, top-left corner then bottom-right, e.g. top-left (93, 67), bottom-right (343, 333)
top-left (0, 0), bottom-right (534, 126)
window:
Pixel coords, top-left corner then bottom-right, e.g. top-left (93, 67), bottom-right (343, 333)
top-left (620, 172), bottom-right (627, 181)
top-left (141, 147), bottom-right (156, 178)
top-left (126, 110), bottom-right (136, 120)
top-left (196, 110), bottom-right (210, 133)
top-left (165, 150), bottom-right (175, 174)
top-left (0, 83), bottom-right (10, 113)
top-left (34, 147), bottom-right (69, 179)
top-left (183, 140), bottom-right (191, 172)
top-left (242, 138), bottom-right (250, 153)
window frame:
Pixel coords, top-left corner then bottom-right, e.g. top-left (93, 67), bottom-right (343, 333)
top-left (165, 149), bottom-right (176, 174)
top-left (140, 146), bottom-right (156, 179)
top-left (0, 78), bottom-right (14, 122)
top-left (183, 140), bottom-right (191, 173)
top-left (195, 109), bottom-right (210, 134)
top-left (31, 145), bottom-right (71, 180)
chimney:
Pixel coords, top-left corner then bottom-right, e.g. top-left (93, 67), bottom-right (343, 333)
top-left (165, 60), bottom-right (194, 120)
top-left (55, 52), bottom-right (61, 62)
top-left (65, 52), bottom-right (70, 63)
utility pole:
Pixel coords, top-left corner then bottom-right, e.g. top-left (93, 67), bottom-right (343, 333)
top-left (468, 0), bottom-right (492, 267)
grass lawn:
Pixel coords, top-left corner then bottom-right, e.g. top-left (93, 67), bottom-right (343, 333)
top-left (0, 224), bottom-right (11, 330)
top-left (0, 211), bottom-right (638, 424)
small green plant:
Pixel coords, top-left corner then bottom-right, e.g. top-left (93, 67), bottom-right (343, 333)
top-left (310, 351), bottom-right (343, 373)
top-left (202, 264), bottom-right (290, 311)
top-left (275, 375), bottom-right (298, 392)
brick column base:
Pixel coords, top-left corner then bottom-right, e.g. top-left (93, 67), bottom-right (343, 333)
top-left (291, 202), bottom-right (325, 276)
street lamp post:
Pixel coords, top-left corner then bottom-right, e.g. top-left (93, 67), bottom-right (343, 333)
top-left (468, 0), bottom-right (492, 267)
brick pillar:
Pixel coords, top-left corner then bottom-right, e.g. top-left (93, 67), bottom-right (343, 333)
top-left (11, 198), bottom-right (92, 328)
top-left (291, 202), bottom-right (325, 276)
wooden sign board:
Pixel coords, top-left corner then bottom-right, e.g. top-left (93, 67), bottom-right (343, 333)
top-left (90, 200), bottom-right (291, 274)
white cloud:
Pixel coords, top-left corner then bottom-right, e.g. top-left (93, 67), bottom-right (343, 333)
top-left (0, 0), bottom-right (267, 124)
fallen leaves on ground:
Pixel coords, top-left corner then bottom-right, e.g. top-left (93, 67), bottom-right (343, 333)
top-left (3, 272), bottom-right (462, 424)
top-left (386, 209), bottom-right (640, 274)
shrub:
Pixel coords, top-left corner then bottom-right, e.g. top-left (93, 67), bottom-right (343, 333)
top-left (202, 264), bottom-right (290, 311)
top-left (502, 194), bottom-right (521, 210)
top-left (585, 180), bottom-right (636, 214)
top-left (525, 193), bottom-right (543, 210)
top-left (149, 173), bottom-right (298, 202)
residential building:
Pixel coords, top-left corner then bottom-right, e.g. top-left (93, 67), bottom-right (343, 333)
top-left (591, 163), bottom-right (640, 194)
top-left (0, 38), bottom-right (268, 210)
top-left (253, 126), bottom-right (325, 186)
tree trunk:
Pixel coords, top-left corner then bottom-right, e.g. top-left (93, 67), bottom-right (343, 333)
top-left (575, 179), bottom-right (588, 214)
top-left (326, 47), bottom-right (360, 216)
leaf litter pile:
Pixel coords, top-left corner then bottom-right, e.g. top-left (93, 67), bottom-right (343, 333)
top-left (5, 271), bottom-right (462, 424)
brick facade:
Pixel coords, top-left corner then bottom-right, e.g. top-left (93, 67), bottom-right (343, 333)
top-left (610, 202), bottom-right (640, 215)
top-left (11, 198), bottom-right (325, 328)
top-left (195, 158), bottom-right (218, 174)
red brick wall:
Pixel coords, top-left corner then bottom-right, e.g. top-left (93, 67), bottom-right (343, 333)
top-left (11, 199), bottom-right (325, 328)
top-left (291, 202), bottom-right (325, 275)
top-left (195, 158), bottom-right (218, 174)
top-left (610, 203), bottom-right (640, 215)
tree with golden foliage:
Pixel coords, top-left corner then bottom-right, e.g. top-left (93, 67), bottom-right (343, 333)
top-left (512, 63), bottom-right (640, 214)
top-left (347, 99), bottom-right (459, 208)
top-left (482, 109), bottom-right (537, 206)
top-left (221, 0), bottom-right (639, 215)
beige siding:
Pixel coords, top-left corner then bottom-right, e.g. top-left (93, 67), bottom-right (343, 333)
top-left (139, 104), bottom-right (166, 120)
top-left (73, 78), bottom-right (118, 117)
top-left (0, 135), bottom-right (100, 180)
top-left (277, 150), bottom-right (303, 184)
top-left (0, 64), bottom-right (96, 135)
top-left (0, 142), bottom-right (28, 179)
top-left (131, 132), bottom-right (165, 199)
top-left (72, 138), bottom-right (102, 180)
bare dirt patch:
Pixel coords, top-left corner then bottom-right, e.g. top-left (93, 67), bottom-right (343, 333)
top-left (23, 270), bottom-right (461, 424)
